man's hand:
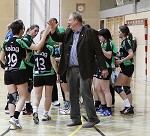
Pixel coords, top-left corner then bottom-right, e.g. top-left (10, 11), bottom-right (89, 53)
top-left (47, 20), bottom-right (58, 34)
top-left (101, 69), bottom-right (108, 79)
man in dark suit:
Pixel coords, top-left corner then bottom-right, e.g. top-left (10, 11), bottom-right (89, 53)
top-left (49, 12), bottom-right (108, 128)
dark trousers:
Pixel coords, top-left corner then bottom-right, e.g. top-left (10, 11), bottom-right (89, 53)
top-left (66, 67), bottom-right (99, 122)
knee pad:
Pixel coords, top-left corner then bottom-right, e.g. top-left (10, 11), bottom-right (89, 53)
top-left (9, 92), bottom-right (18, 105)
top-left (123, 86), bottom-right (131, 95)
top-left (114, 86), bottom-right (123, 94)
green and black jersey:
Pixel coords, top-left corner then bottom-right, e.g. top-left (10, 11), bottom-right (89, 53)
top-left (101, 40), bottom-right (113, 68)
top-left (22, 34), bottom-right (34, 67)
top-left (119, 38), bottom-right (133, 66)
top-left (1, 37), bottom-right (31, 71)
top-left (33, 44), bottom-right (55, 76)
top-left (110, 40), bottom-right (118, 66)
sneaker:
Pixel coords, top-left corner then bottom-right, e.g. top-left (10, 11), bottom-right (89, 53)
top-left (10, 124), bottom-right (17, 130)
top-left (33, 112), bottom-right (39, 124)
top-left (4, 104), bottom-right (9, 114)
top-left (9, 117), bottom-right (22, 129)
top-left (95, 101), bottom-right (101, 111)
top-left (42, 114), bottom-right (51, 121)
top-left (96, 107), bottom-right (103, 114)
top-left (95, 106), bottom-right (99, 111)
top-left (22, 107), bottom-right (26, 112)
top-left (52, 101), bottom-right (60, 106)
top-left (100, 109), bottom-right (112, 116)
top-left (22, 108), bottom-right (33, 115)
top-left (120, 106), bottom-right (134, 114)
top-left (59, 108), bottom-right (70, 115)
top-left (63, 101), bottom-right (70, 110)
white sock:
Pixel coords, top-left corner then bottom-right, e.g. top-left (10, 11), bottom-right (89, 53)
top-left (26, 100), bottom-right (30, 103)
top-left (44, 110), bottom-right (48, 115)
top-left (33, 106), bottom-right (38, 113)
top-left (123, 99), bottom-right (131, 107)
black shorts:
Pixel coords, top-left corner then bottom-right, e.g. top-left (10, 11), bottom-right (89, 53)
top-left (26, 65), bottom-right (34, 92)
top-left (4, 70), bottom-right (27, 85)
top-left (26, 64), bottom-right (33, 81)
top-left (93, 67), bottom-right (112, 80)
top-left (33, 74), bottom-right (56, 87)
top-left (120, 64), bottom-right (134, 77)
top-left (60, 72), bottom-right (67, 83)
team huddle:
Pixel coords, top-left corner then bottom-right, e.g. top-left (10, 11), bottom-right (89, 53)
top-left (0, 12), bottom-right (135, 130)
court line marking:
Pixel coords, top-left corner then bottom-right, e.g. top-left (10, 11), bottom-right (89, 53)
top-left (68, 116), bottom-right (84, 136)
top-left (0, 127), bottom-right (10, 136)
top-left (82, 115), bottom-right (106, 136)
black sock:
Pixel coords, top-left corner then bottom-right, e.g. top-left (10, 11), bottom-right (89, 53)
top-left (101, 104), bottom-right (107, 110)
top-left (14, 111), bottom-right (20, 119)
top-left (26, 102), bottom-right (32, 109)
top-left (107, 107), bottom-right (112, 112)
top-left (95, 101), bottom-right (101, 108)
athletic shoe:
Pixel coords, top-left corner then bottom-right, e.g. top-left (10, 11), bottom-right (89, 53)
top-left (52, 101), bottom-right (60, 106)
top-left (4, 104), bottom-right (9, 114)
top-left (100, 109), bottom-right (112, 116)
top-left (33, 112), bottom-right (39, 124)
top-left (22, 108), bottom-right (33, 115)
top-left (62, 101), bottom-right (70, 110)
top-left (59, 101), bottom-right (70, 115)
top-left (96, 107), bottom-right (103, 114)
top-left (120, 106), bottom-right (134, 114)
top-left (10, 124), bottom-right (17, 130)
top-left (42, 114), bottom-right (51, 121)
top-left (59, 108), bottom-right (70, 115)
top-left (9, 117), bottom-right (22, 129)
top-left (22, 103), bottom-right (33, 115)
top-left (94, 101), bottom-right (101, 111)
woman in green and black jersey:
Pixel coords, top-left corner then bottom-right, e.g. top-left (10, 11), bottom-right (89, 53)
top-left (0, 19), bottom-right (51, 130)
top-left (114, 25), bottom-right (134, 114)
top-left (93, 29), bottom-right (113, 116)
top-left (22, 24), bottom-right (39, 115)
top-left (32, 30), bottom-right (59, 124)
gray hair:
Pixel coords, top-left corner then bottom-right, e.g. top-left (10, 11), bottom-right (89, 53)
top-left (70, 12), bottom-right (83, 24)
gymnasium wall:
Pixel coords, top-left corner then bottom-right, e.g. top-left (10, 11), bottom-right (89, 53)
top-left (0, 0), bottom-right (14, 46)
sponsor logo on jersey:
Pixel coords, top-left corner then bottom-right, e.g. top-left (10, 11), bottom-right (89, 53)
top-left (35, 51), bottom-right (48, 58)
top-left (5, 45), bottom-right (19, 53)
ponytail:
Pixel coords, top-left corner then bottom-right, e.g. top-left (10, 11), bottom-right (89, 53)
top-left (128, 32), bottom-right (133, 41)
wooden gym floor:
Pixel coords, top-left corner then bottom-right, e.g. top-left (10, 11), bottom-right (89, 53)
top-left (0, 68), bottom-right (150, 136)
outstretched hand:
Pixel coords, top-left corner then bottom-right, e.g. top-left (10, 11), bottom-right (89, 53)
top-left (47, 20), bottom-right (58, 34)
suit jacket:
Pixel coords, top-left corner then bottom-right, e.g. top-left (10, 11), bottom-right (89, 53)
top-left (51, 26), bottom-right (107, 80)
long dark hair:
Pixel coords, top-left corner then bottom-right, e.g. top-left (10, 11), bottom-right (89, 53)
top-left (119, 25), bottom-right (133, 41)
top-left (26, 24), bottom-right (39, 34)
top-left (98, 28), bottom-right (112, 41)
top-left (11, 19), bottom-right (24, 35)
